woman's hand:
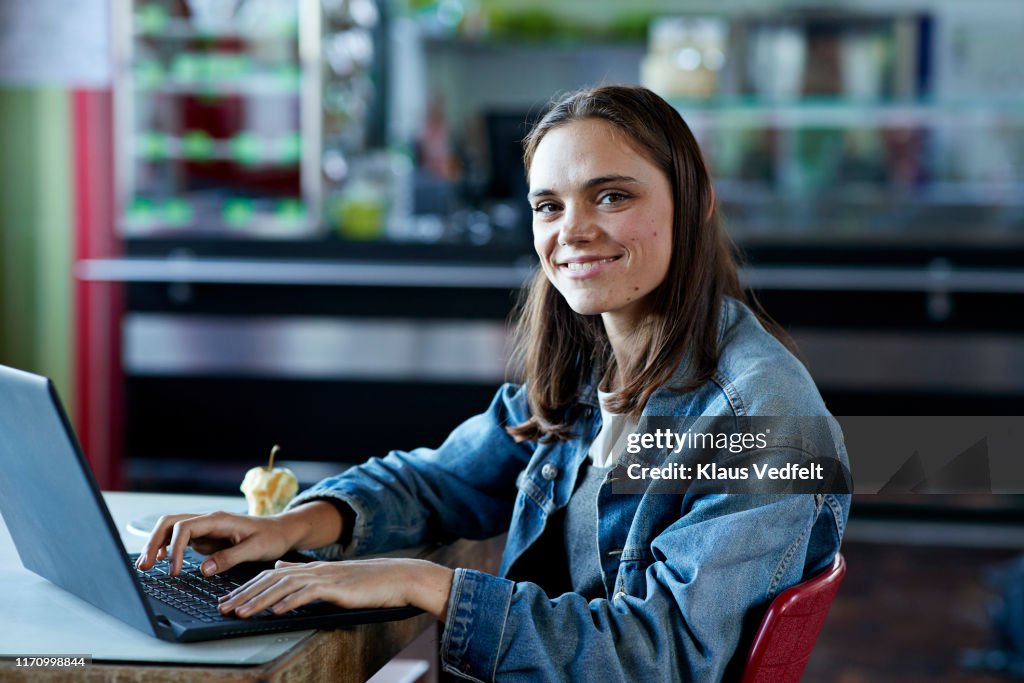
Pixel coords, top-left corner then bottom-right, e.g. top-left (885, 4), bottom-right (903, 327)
top-left (136, 501), bottom-right (344, 577)
top-left (218, 558), bottom-right (455, 621)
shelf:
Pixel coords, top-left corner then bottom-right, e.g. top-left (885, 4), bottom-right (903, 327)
top-left (672, 97), bottom-right (1024, 128)
top-left (741, 264), bottom-right (1024, 293)
top-left (75, 258), bottom-right (1024, 294)
top-left (715, 181), bottom-right (1024, 208)
top-left (133, 78), bottom-right (301, 97)
top-left (121, 314), bottom-right (508, 383)
top-left (76, 258), bottom-right (534, 289)
top-left (122, 197), bottom-right (312, 238)
top-left (133, 132), bottom-right (301, 164)
top-left (422, 36), bottom-right (646, 52)
top-left (120, 220), bottom-right (317, 239)
top-left (133, 16), bottom-right (297, 42)
top-left (129, 59), bottom-right (302, 94)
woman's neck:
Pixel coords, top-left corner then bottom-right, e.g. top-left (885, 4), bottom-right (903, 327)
top-left (601, 310), bottom-right (644, 392)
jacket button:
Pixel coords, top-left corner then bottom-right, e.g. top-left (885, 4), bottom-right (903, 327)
top-left (541, 464), bottom-right (559, 480)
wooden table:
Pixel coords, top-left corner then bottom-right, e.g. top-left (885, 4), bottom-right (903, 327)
top-left (0, 492), bottom-right (504, 682)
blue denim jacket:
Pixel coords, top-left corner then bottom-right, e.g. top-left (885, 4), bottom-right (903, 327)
top-left (287, 297), bottom-right (851, 682)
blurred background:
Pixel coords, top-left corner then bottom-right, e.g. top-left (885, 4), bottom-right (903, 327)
top-left (1, 0), bottom-right (1024, 679)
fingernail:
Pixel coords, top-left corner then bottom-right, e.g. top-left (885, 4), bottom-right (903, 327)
top-left (202, 560), bottom-right (216, 576)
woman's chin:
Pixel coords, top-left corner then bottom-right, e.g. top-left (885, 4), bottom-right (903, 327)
top-left (563, 299), bottom-right (607, 317)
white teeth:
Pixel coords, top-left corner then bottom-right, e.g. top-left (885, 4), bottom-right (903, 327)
top-left (565, 258), bottom-right (615, 272)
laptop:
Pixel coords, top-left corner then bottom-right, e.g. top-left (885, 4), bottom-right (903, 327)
top-left (0, 363), bottom-right (421, 642)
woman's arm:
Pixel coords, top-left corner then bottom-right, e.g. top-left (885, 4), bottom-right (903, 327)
top-left (283, 383), bottom-right (535, 559)
top-left (139, 500), bottom-right (348, 576)
top-left (217, 557), bottom-right (455, 619)
top-left (145, 384), bottom-right (534, 575)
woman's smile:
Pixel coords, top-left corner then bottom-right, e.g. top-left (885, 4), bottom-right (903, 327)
top-left (559, 254), bottom-right (623, 278)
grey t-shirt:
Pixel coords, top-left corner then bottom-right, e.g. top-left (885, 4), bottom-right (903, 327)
top-left (564, 391), bottom-right (638, 598)
top-left (564, 460), bottom-right (613, 600)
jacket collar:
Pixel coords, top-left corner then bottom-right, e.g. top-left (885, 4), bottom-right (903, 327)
top-left (577, 296), bottom-right (735, 412)
top-left (578, 367), bottom-right (600, 408)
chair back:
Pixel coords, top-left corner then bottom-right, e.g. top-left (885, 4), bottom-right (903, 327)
top-left (740, 553), bottom-right (846, 683)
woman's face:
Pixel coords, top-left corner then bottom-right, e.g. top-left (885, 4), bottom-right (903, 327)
top-left (528, 118), bottom-right (674, 326)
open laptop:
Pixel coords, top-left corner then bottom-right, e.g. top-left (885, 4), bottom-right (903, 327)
top-left (0, 363), bottom-right (421, 642)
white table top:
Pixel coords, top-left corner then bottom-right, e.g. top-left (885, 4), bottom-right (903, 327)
top-left (0, 491), bottom-right (314, 664)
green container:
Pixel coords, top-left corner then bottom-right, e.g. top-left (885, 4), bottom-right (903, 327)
top-left (182, 130), bottom-right (215, 160)
top-left (222, 198), bottom-right (255, 227)
top-left (135, 60), bottom-right (165, 90)
top-left (278, 132), bottom-right (301, 164)
top-left (333, 186), bottom-right (386, 240)
top-left (274, 65), bottom-right (301, 90)
top-left (161, 199), bottom-right (193, 226)
top-left (275, 199), bottom-right (307, 221)
top-left (139, 131), bottom-right (169, 161)
top-left (126, 198), bottom-right (156, 226)
top-left (231, 133), bottom-right (263, 165)
top-left (171, 53), bottom-right (202, 83)
top-left (136, 4), bottom-right (168, 35)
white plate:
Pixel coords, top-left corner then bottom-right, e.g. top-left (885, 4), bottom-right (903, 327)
top-left (126, 510), bottom-right (248, 537)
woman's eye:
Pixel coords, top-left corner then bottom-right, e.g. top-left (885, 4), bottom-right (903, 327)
top-left (532, 202), bottom-right (559, 214)
top-left (599, 192), bottom-right (628, 205)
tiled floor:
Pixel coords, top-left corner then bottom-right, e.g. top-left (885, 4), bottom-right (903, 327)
top-left (805, 540), bottom-right (1021, 682)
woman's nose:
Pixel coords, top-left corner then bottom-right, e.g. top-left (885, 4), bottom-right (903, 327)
top-left (556, 206), bottom-right (597, 246)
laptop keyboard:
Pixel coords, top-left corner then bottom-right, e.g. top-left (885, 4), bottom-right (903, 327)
top-left (135, 555), bottom-right (289, 622)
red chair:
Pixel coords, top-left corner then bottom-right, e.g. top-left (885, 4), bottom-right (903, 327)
top-left (740, 553), bottom-right (847, 683)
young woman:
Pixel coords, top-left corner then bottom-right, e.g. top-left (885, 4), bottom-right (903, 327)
top-left (139, 85), bottom-right (850, 681)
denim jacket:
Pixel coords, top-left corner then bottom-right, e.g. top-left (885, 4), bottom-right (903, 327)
top-left (286, 297), bottom-right (851, 682)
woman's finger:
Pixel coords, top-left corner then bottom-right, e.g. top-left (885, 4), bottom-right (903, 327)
top-left (203, 536), bottom-right (268, 576)
top-left (221, 563), bottom-right (312, 601)
top-left (136, 513), bottom-right (198, 570)
top-left (271, 583), bottom-right (324, 614)
top-left (166, 512), bottom-right (247, 575)
top-left (228, 571), bottom-right (312, 618)
top-left (219, 568), bottom-right (292, 613)
top-left (220, 559), bottom-right (415, 617)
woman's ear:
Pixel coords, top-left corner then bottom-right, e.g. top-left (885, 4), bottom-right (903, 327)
top-left (706, 183), bottom-right (716, 222)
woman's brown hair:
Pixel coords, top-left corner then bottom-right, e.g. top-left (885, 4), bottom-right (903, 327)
top-left (507, 84), bottom-right (793, 443)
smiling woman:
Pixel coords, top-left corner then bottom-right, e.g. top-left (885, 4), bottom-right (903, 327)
top-left (139, 85), bottom-right (850, 683)
top-left (511, 85), bottom-right (758, 442)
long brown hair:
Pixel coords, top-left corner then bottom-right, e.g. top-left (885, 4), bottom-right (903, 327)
top-left (507, 85), bottom-right (793, 443)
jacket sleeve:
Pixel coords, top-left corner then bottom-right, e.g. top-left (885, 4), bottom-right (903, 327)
top-left (283, 383), bottom-right (535, 560)
top-left (439, 491), bottom-right (842, 683)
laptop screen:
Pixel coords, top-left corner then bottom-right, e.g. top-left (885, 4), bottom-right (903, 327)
top-left (0, 364), bottom-right (155, 636)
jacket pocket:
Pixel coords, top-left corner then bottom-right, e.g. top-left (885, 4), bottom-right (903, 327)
top-left (615, 548), bottom-right (655, 599)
